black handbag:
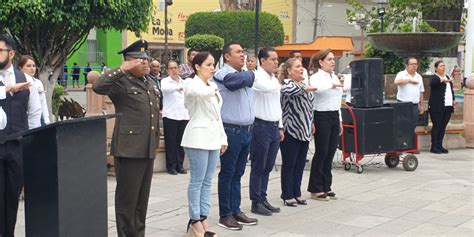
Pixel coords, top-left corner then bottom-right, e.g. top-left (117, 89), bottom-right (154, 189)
top-left (418, 111), bottom-right (429, 126)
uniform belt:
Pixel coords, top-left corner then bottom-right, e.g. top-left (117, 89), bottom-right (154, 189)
top-left (223, 123), bottom-right (253, 132)
top-left (254, 118), bottom-right (279, 127)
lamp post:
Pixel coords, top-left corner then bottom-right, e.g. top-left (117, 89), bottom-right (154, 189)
top-left (376, 0), bottom-right (388, 32)
top-left (163, 0), bottom-right (173, 64)
top-left (255, 0), bottom-right (260, 56)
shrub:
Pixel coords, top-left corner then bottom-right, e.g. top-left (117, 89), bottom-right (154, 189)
top-left (185, 34), bottom-right (224, 64)
top-left (185, 11), bottom-right (284, 50)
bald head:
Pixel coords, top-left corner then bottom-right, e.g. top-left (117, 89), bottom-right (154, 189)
top-left (150, 60), bottom-right (161, 74)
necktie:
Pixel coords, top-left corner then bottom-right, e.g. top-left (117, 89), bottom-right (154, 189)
top-left (1, 70), bottom-right (14, 95)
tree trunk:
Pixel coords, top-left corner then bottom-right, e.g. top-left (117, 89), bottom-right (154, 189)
top-left (38, 66), bottom-right (62, 122)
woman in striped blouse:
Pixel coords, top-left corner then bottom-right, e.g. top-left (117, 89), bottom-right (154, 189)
top-left (279, 58), bottom-right (316, 207)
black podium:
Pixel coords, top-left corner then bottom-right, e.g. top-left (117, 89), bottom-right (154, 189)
top-left (18, 115), bottom-right (114, 237)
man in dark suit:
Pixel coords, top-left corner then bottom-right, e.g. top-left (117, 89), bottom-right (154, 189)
top-left (93, 40), bottom-right (161, 237)
top-left (0, 34), bottom-right (33, 237)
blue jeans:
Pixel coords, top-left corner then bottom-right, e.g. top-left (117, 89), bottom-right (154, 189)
top-left (218, 127), bottom-right (252, 218)
top-left (184, 147), bottom-right (220, 220)
top-left (249, 119), bottom-right (280, 201)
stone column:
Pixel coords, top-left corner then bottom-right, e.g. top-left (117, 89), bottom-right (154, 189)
top-left (85, 71), bottom-right (104, 117)
top-left (464, 75), bottom-right (474, 147)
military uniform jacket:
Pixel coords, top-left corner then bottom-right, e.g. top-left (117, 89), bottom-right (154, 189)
top-left (93, 68), bottom-right (161, 159)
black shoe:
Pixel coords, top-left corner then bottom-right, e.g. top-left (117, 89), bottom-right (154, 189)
top-left (262, 200), bottom-right (280, 213)
top-left (326, 192), bottom-right (337, 200)
top-left (430, 147), bottom-right (443, 154)
top-left (439, 146), bottom-right (449, 153)
top-left (295, 198), bottom-right (307, 205)
top-left (283, 199), bottom-right (297, 207)
top-left (251, 201), bottom-right (272, 216)
top-left (233, 212), bottom-right (258, 226)
top-left (167, 169), bottom-right (178, 175)
top-left (218, 216), bottom-right (243, 230)
top-left (177, 168), bottom-right (187, 174)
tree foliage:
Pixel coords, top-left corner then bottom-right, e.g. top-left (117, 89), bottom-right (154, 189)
top-left (346, 0), bottom-right (447, 74)
top-left (185, 34), bottom-right (224, 65)
top-left (185, 11), bottom-right (284, 50)
top-left (0, 0), bottom-right (153, 119)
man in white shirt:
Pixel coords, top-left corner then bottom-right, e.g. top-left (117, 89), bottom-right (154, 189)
top-left (0, 34), bottom-right (38, 237)
top-left (249, 47), bottom-right (284, 216)
top-left (395, 57), bottom-right (425, 134)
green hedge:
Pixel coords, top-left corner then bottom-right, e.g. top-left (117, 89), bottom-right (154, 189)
top-left (185, 11), bottom-right (284, 50)
top-left (185, 34), bottom-right (224, 65)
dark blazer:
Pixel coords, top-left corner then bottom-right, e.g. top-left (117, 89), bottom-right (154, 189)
top-left (428, 74), bottom-right (455, 113)
top-left (93, 68), bottom-right (161, 159)
top-left (0, 70), bottom-right (29, 139)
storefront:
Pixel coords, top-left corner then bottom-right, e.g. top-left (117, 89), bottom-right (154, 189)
top-left (126, 0), bottom-right (295, 64)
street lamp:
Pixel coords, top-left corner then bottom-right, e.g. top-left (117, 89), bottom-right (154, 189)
top-left (376, 0), bottom-right (388, 32)
top-left (163, 0), bottom-right (173, 64)
top-left (348, 13), bottom-right (370, 54)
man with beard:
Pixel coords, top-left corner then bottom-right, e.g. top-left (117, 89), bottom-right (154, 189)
top-left (0, 34), bottom-right (41, 237)
top-left (93, 40), bottom-right (161, 237)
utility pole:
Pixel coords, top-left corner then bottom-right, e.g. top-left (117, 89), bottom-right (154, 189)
top-left (313, 0), bottom-right (320, 39)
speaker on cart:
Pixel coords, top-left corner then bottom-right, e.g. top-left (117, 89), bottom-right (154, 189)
top-left (350, 58), bottom-right (384, 108)
top-left (384, 102), bottom-right (416, 150)
top-left (340, 107), bottom-right (394, 154)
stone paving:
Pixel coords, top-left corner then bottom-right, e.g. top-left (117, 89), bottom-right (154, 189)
top-left (15, 147), bottom-right (474, 236)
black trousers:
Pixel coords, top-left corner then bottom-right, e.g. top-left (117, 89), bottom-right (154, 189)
top-left (429, 106), bottom-right (452, 149)
top-left (0, 140), bottom-right (23, 237)
top-left (163, 117), bottom-right (188, 171)
top-left (280, 132), bottom-right (309, 200)
top-left (308, 111), bottom-right (339, 193)
top-left (114, 157), bottom-right (154, 237)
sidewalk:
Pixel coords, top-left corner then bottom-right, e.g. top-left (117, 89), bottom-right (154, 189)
top-left (15, 148), bottom-right (473, 236)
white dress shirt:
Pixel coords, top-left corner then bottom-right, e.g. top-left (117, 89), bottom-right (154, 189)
top-left (181, 76), bottom-right (227, 150)
top-left (302, 68), bottom-right (309, 85)
top-left (395, 70), bottom-right (425, 104)
top-left (32, 78), bottom-right (50, 124)
top-left (252, 67), bottom-right (283, 127)
top-left (444, 79), bottom-right (453, 106)
top-left (161, 76), bottom-right (189, 120)
top-left (0, 86), bottom-right (6, 129)
top-left (309, 69), bottom-right (343, 111)
top-left (1, 65), bottom-right (42, 129)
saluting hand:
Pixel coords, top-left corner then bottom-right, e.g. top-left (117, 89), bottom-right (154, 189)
top-left (120, 58), bottom-right (144, 74)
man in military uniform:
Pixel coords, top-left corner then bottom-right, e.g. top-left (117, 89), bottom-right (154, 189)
top-left (93, 40), bottom-right (161, 237)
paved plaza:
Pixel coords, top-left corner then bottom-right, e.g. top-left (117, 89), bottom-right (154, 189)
top-left (14, 143), bottom-right (473, 236)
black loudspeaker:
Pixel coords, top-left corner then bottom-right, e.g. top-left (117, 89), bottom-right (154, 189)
top-left (341, 107), bottom-right (394, 153)
top-left (384, 102), bottom-right (416, 150)
top-left (350, 58), bottom-right (384, 108)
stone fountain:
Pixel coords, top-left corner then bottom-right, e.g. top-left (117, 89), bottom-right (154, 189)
top-left (366, 32), bottom-right (463, 58)
top-left (366, 31), bottom-right (469, 149)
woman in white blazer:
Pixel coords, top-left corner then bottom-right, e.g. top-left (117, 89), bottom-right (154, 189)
top-left (182, 52), bottom-right (227, 237)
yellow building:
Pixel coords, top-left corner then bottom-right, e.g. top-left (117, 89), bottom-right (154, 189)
top-left (126, 0), bottom-right (295, 63)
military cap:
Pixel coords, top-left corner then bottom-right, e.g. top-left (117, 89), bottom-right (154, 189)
top-left (118, 39), bottom-right (149, 59)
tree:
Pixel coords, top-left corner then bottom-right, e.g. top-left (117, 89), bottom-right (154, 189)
top-left (0, 0), bottom-right (153, 119)
top-left (185, 11), bottom-right (284, 50)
